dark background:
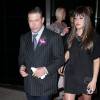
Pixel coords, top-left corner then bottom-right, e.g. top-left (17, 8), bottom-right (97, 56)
top-left (1, 0), bottom-right (46, 85)
top-left (1, 0), bottom-right (99, 86)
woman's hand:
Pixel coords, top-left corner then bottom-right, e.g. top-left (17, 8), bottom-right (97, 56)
top-left (61, 27), bottom-right (70, 36)
top-left (65, 51), bottom-right (70, 62)
top-left (87, 58), bottom-right (100, 94)
top-left (58, 51), bottom-right (70, 76)
top-left (87, 80), bottom-right (96, 94)
top-left (63, 27), bottom-right (70, 33)
top-left (58, 66), bottom-right (64, 76)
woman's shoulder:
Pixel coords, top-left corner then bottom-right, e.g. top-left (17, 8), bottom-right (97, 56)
top-left (51, 21), bottom-right (58, 26)
top-left (93, 33), bottom-right (100, 43)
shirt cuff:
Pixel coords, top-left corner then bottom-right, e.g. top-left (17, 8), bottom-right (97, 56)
top-left (44, 67), bottom-right (48, 75)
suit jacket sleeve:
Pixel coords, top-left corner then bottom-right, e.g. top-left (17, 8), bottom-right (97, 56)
top-left (18, 35), bottom-right (25, 66)
top-left (46, 34), bottom-right (65, 75)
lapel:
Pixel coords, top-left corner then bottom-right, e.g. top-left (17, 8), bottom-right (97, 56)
top-left (34, 28), bottom-right (48, 51)
top-left (25, 28), bottom-right (48, 59)
top-left (27, 32), bottom-right (33, 48)
top-left (25, 32), bottom-right (34, 55)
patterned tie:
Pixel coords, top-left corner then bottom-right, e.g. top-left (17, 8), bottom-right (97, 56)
top-left (32, 33), bottom-right (38, 50)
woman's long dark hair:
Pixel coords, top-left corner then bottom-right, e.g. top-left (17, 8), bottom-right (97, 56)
top-left (67, 6), bottom-right (94, 51)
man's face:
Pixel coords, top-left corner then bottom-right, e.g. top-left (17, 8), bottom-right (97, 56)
top-left (28, 13), bottom-right (44, 33)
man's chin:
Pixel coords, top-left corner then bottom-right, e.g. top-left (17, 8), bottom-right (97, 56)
top-left (32, 30), bottom-right (38, 33)
top-left (32, 29), bottom-right (39, 33)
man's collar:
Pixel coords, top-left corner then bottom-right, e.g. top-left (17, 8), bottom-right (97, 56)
top-left (32, 26), bottom-right (44, 35)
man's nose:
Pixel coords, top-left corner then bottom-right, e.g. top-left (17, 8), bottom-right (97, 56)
top-left (32, 23), bottom-right (36, 27)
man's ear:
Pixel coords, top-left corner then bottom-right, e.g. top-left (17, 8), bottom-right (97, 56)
top-left (42, 17), bottom-right (45, 23)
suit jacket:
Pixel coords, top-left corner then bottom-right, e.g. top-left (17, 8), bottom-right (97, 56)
top-left (18, 27), bottom-right (64, 96)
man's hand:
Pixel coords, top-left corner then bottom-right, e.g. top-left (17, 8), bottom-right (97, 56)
top-left (34, 67), bottom-right (47, 78)
top-left (19, 65), bottom-right (28, 77)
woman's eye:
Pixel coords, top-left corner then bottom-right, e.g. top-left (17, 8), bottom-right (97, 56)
top-left (80, 17), bottom-right (83, 19)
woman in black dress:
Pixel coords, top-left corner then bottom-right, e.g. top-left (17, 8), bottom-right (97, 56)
top-left (64, 6), bottom-right (100, 100)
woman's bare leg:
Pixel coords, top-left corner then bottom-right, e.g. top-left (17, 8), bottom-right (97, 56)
top-left (64, 93), bottom-right (76, 100)
top-left (81, 94), bottom-right (91, 100)
top-left (78, 95), bottom-right (83, 100)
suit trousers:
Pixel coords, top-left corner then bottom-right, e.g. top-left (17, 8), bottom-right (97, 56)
top-left (26, 93), bottom-right (52, 100)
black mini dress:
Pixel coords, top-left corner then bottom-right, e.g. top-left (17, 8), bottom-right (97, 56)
top-left (64, 34), bottom-right (100, 94)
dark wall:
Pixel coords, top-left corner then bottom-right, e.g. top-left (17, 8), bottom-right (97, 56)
top-left (1, 0), bottom-right (45, 85)
top-left (96, 0), bottom-right (100, 34)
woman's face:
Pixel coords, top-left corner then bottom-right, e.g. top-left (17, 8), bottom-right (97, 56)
top-left (74, 15), bottom-right (85, 30)
top-left (57, 9), bottom-right (66, 21)
top-left (62, 9), bottom-right (66, 20)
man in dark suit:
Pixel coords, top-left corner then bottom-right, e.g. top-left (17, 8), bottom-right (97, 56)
top-left (19, 7), bottom-right (64, 100)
